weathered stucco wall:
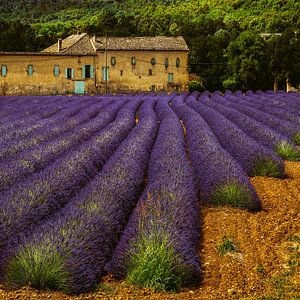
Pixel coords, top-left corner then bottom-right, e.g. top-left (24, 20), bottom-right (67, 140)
top-left (0, 54), bottom-right (97, 96)
top-left (0, 49), bottom-right (189, 95)
top-left (96, 50), bottom-right (189, 93)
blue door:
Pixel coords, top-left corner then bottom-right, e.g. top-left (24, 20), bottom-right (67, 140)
top-left (74, 81), bottom-right (85, 94)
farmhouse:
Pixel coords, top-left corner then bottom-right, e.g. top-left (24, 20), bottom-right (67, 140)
top-left (0, 33), bottom-right (189, 95)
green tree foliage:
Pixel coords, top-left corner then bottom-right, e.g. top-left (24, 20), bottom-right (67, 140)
top-left (0, 0), bottom-right (299, 91)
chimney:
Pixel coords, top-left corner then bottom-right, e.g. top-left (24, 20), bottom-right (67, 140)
top-left (58, 38), bottom-right (62, 52)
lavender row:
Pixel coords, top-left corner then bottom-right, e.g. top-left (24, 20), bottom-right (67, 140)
top-left (0, 99), bottom-right (116, 162)
top-left (0, 100), bottom-right (130, 193)
top-left (3, 98), bottom-right (159, 294)
top-left (226, 94), bottom-right (300, 127)
top-left (106, 97), bottom-right (201, 292)
top-left (186, 95), bottom-right (285, 177)
top-left (0, 96), bottom-right (75, 132)
top-left (0, 98), bottom-right (142, 257)
top-left (214, 95), bottom-right (300, 143)
top-left (204, 95), bottom-right (300, 161)
top-left (0, 96), bottom-right (102, 140)
top-left (171, 94), bottom-right (261, 210)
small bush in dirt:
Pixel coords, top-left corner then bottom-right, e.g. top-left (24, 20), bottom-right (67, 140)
top-left (251, 158), bottom-right (284, 178)
top-left (275, 141), bottom-right (300, 161)
top-left (5, 244), bottom-right (70, 292)
top-left (216, 236), bottom-right (238, 256)
top-left (126, 233), bottom-right (189, 292)
top-left (292, 132), bottom-right (300, 145)
top-left (210, 182), bottom-right (255, 210)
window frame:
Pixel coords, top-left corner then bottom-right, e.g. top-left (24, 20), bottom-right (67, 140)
top-left (151, 58), bottom-right (156, 65)
top-left (102, 66), bottom-right (109, 81)
top-left (167, 73), bottom-right (174, 82)
top-left (65, 68), bottom-right (74, 79)
top-left (131, 57), bottom-right (136, 65)
top-left (165, 58), bottom-right (169, 69)
top-left (1, 65), bottom-right (7, 77)
top-left (27, 64), bottom-right (33, 76)
top-left (54, 65), bottom-right (60, 77)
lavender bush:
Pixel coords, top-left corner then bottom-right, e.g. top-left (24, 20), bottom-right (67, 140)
top-left (3, 98), bottom-right (158, 294)
top-left (186, 95), bottom-right (285, 177)
top-left (172, 94), bottom-right (261, 210)
top-left (106, 97), bottom-right (200, 291)
top-left (0, 98), bottom-right (142, 255)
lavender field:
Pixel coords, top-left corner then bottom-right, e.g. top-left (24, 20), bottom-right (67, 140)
top-left (0, 91), bottom-right (299, 294)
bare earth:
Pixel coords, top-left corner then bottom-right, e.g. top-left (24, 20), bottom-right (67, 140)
top-left (1, 161), bottom-right (299, 300)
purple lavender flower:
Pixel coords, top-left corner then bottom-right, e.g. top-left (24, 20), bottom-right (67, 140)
top-left (186, 96), bottom-right (285, 177)
top-left (3, 98), bottom-right (159, 294)
top-left (106, 97), bottom-right (200, 292)
top-left (172, 94), bottom-right (261, 211)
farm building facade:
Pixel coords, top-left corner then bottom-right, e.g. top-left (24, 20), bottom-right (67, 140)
top-left (0, 33), bottom-right (189, 95)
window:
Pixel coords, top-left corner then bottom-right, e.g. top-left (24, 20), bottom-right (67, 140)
top-left (1, 65), bottom-right (7, 77)
top-left (120, 70), bottom-right (123, 76)
top-left (65, 68), bottom-right (74, 79)
top-left (151, 58), bottom-right (156, 65)
top-left (102, 67), bottom-right (109, 81)
top-left (27, 65), bottom-right (33, 76)
top-left (82, 65), bottom-right (94, 79)
top-left (149, 69), bottom-right (153, 76)
top-left (53, 65), bottom-right (60, 77)
top-left (176, 57), bottom-right (180, 68)
top-left (168, 73), bottom-right (173, 82)
top-left (131, 57), bottom-right (136, 65)
top-left (111, 57), bottom-right (116, 65)
top-left (165, 58), bottom-right (169, 69)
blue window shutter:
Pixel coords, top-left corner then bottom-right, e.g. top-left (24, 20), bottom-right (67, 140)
top-left (1, 65), bottom-right (7, 76)
top-left (90, 65), bottom-right (94, 79)
top-left (106, 67), bottom-right (109, 81)
top-left (28, 65), bottom-right (33, 75)
top-left (102, 67), bottom-right (105, 81)
top-left (65, 69), bottom-right (68, 78)
top-left (54, 65), bottom-right (59, 77)
top-left (71, 68), bottom-right (75, 79)
top-left (82, 65), bottom-right (86, 79)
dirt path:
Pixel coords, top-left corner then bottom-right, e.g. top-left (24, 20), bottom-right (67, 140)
top-left (1, 162), bottom-right (299, 299)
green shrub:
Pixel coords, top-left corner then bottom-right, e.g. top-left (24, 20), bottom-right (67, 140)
top-left (275, 141), bottom-right (300, 161)
top-left (217, 236), bottom-right (238, 256)
top-left (126, 233), bottom-right (189, 292)
top-left (292, 132), bottom-right (300, 145)
top-left (222, 77), bottom-right (239, 91)
top-left (210, 182), bottom-right (254, 209)
top-left (5, 244), bottom-right (70, 292)
top-left (188, 80), bottom-right (204, 92)
top-left (251, 158), bottom-right (284, 178)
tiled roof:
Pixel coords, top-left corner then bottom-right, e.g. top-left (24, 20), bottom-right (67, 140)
top-left (42, 34), bottom-right (189, 54)
top-left (42, 33), bottom-right (95, 54)
top-left (0, 52), bottom-right (95, 56)
top-left (92, 36), bottom-right (189, 51)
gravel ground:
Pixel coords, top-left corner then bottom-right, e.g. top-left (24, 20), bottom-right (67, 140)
top-left (1, 161), bottom-right (299, 300)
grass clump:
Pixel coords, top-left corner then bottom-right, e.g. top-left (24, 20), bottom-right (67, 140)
top-left (5, 244), bottom-right (70, 292)
top-left (216, 236), bottom-right (238, 256)
top-left (210, 182), bottom-right (254, 210)
top-left (126, 233), bottom-right (189, 292)
top-left (275, 141), bottom-right (300, 161)
top-left (292, 132), bottom-right (300, 145)
top-left (251, 158), bottom-right (284, 178)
